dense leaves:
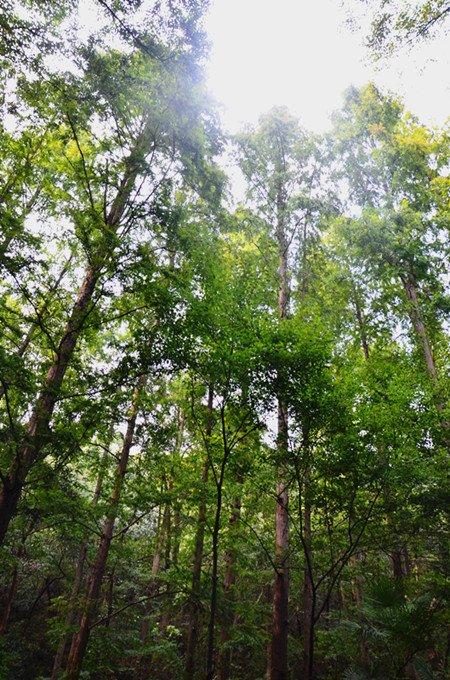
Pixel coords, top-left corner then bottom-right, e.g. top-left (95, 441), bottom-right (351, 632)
top-left (0, 3), bottom-right (448, 680)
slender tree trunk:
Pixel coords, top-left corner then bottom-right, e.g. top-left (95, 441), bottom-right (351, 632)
top-left (0, 120), bottom-right (152, 545)
top-left (302, 477), bottom-right (314, 680)
top-left (184, 387), bottom-right (214, 679)
top-left (352, 286), bottom-right (370, 361)
top-left (65, 373), bottom-right (147, 680)
top-left (163, 503), bottom-right (172, 571)
top-left (169, 409), bottom-right (184, 570)
top-left (269, 183), bottom-right (290, 680)
top-left (217, 482), bottom-right (242, 680)
top-left (0, 564), bottom-right (19, 635)
top-left (0, 516), bottom-right (37, 636)
top-left (171, 504), bottom-right (181, 568)
top-left (51, 445), bottom-right (109, 679)
top-left (349, 553), bottom-right (363, 609)
top-left (104, 568), bottom-right (115, 628)
top-left (402, 276), bottom-right (437, 381)
top-left (348, 288), bottom-right (374, 668)
top-left (270, 407), bottom-right (290, 680)
top-left (205, 405), bottom-right (235, 680)
top-left (206, 481), bottom-right (222, 680)
top-left (206, 402), bottom-right (247, 680)
top-left (138, 394), bottom-right (183, 679)
top-left (138, 502), bottom-right (170, 679)
top-left (52, 544), bottom-right (89, 678)
top-left (402, 274), bottom-right (449, 441)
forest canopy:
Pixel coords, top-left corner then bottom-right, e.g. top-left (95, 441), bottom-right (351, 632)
top-left (0, 1), bottom-right (448, 679)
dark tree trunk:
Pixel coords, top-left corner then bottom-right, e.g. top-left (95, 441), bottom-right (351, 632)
top-left (0, 516), bottom-right (37, 636)
top-left (205, 482), bottom-right (222, 680)
top-left (206, 400), bottom-right (239, 680)
top-left (184, 387), bottom-right (214, 679)
top-left (390, 545), bottom-right (411, 580)
top-left (217, 483), bottom-right (242, 680)
top-left (0, 564), bottom-right (19, 635)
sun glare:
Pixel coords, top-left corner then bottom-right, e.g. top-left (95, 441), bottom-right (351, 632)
top-left (205, 0), bottom-right (450, 133)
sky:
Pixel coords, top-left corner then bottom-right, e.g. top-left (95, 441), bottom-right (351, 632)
top-left (204, 0), bottom-right (450, 135)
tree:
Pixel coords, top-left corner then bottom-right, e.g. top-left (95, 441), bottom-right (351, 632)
top-left (350, 0), bottom-right (450, 56)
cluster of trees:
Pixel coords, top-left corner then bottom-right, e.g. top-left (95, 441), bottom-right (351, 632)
top-left (0, 1), bottom-right (448, 678)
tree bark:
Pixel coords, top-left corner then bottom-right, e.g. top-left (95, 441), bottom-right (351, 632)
top-left (402, 275), bottom-right (437, 382)
top-left (302, 484), bottom-right (314, 680)
top-left (51, 444), bottom-right (109, 679)
top-left (217, 482), bottom-right (242, 680)
top-left (137, 502), bottom-right (170, 679)
top-left (205, 405), bottom-right (233, 680)
top-left (171, 504), bottom-right (181, 568)
top-left (351, 285), bottom-right (370, 361)
top-left (185, 386), bottom-right (214, 679)
top-left (205, 479), bottom-right (222, 680)
top-left (104, 568), bottom-right (115, 628)
top-left (0, 512), bottom-right (39, 635)
top-left (269, 181), bottom-right (290, 680)
top-left (0, 564), bottom-right (19, 635)
top-left (65, 373), bottom-right (147, 680)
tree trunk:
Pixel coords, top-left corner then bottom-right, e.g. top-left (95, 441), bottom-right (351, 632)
top-left (171, 504), bottom-right (181, 568)
top-left (65, 373), bottom-right (147, 680)
top-left (269, 182), bottom-right (290, 680)
top-left (185, 386), bottom-right (214, 679)
top-left (0, 564), bottom-right (19, 635)
top-left (402, 276), bottom-right (437, 381)
top-left (217, 483), bottom-right (242, 680)
top-left (390, 545), bottom-right (411, 580)
top-left (270, 405), bottom-right (290, 680)
top-left (104, 568), bottom-right (115, 628)
top-left (0, 513), bottom-right (38, 635)
top-left (206, 482), bottom-right (222, 680)
top-left (352, 285), bottom-right (370, 361)
top-left (138, 502), bottom-right (170, 680)
top-left (169, 411), bottom-right (185, 569)
top-left (51, 444), bottom-right (109, 679)
top-left (206, 400), bottom-right (239, 680)
top-left (0, 120), bottom-right (152, 546)
top-left (302, 486), bottom-right (314, 680)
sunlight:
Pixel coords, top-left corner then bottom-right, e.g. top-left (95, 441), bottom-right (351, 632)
top-left (205, 0), bottom-right (450, 132)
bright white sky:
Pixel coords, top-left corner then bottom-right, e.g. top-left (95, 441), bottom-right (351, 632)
top-left (204, 0), bottom-right (450, 134)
